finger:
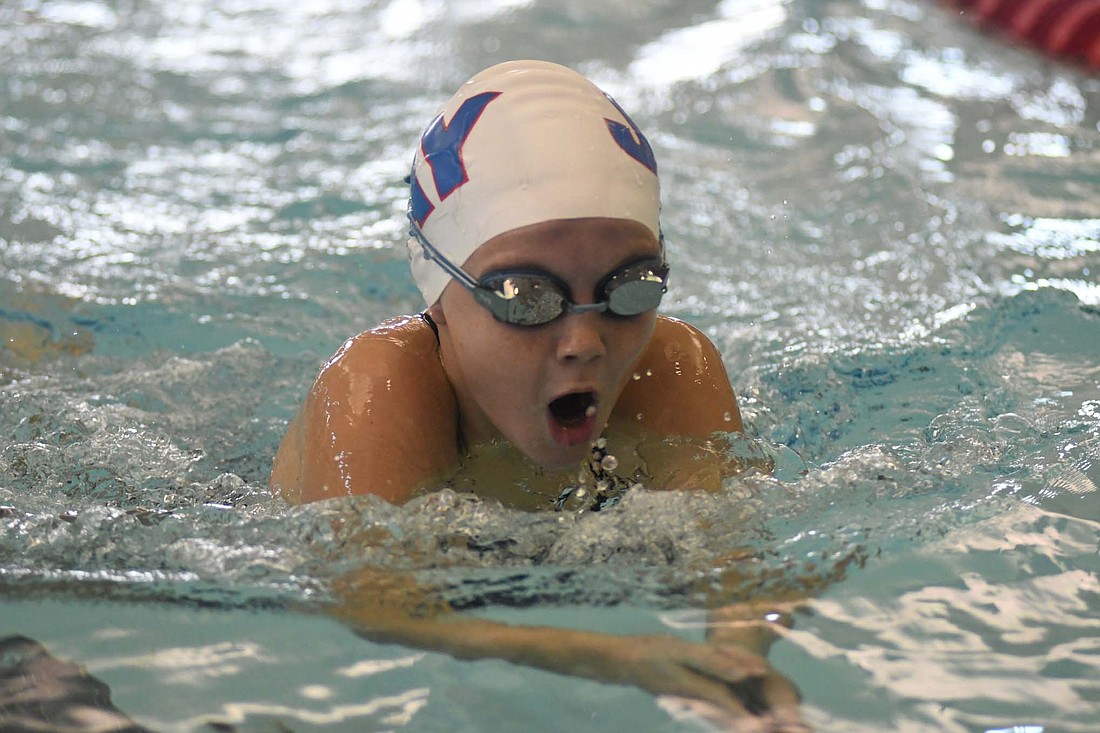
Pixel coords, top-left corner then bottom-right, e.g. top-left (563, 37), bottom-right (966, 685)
top-left (754, 672), bottom-right (810, 733)
top-left (759, 670), bottom-right (802, 708)
top-left (721, 669), bottom-right (804, 719)
top-left (673, 660), bottom-right (794, 727)
top-left (768, 706), bottom-right (812, 733)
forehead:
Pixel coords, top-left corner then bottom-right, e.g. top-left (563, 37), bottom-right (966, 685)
top-left (464, 217), bottom-right (661, 275)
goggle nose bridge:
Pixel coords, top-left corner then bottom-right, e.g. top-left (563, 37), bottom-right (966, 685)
top-left (562, 300), bottom-right (611, 315)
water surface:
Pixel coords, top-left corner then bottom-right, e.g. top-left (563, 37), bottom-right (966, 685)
top-left (2, 1), bottom-right (1099, 731)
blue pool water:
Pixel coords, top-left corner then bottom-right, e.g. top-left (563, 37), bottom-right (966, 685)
top-left (2, 0), bottom-right (1098, 731)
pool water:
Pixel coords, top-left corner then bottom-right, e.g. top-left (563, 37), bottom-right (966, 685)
top-left (2, 0), bottom-right (1098, 731)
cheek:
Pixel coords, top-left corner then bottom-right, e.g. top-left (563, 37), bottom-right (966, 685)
top-left (613, 314), bottom-right (657, 362)
top-left (457, 324), bottom-right (544, 397)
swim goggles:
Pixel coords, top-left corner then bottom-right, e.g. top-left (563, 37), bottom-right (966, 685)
top-left (408, 210), bottom-right (669, 327)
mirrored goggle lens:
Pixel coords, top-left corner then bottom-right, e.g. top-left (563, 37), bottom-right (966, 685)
top-left (477, 275), bottom-right (569, 326)
top-left (604, 265), bottom-right (668, 316)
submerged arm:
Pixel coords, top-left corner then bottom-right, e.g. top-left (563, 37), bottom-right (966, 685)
top-left (326, 567), bottom-right (808, 732)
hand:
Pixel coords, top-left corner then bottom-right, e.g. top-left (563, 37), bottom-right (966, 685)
top-left (612, 635), bottom-right (810, 732)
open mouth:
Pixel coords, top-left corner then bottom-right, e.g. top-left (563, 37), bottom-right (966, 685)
top-left (548, 391), bottom-right (598, 428)
top-left (546, 391), bottom-right (599, 448)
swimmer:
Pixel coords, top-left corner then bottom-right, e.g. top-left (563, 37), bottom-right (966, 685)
top-left (273, 61), bottom-right (807, 732)
top-left (271, 60), bottom-right (746, 509)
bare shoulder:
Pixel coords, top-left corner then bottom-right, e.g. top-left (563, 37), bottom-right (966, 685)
top-left (319, 314), bottom-right (445, 386)
top-left (271, 315), bottom-right (460, 505)
top-left (614, 316), bottom-right (743, 436)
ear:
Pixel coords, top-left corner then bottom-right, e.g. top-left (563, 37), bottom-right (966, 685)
top-left (427, 300), bottom-right (446, 325)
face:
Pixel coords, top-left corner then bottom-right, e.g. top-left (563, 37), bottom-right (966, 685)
top-left (433, 217), bottom-right (661, 470)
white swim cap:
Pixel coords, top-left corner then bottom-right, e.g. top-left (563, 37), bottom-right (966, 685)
top-left (407, 60), bottom-right (661, 306)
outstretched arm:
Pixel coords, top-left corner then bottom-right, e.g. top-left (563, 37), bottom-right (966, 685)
top-left (326, 567), bottom-right (809, 732)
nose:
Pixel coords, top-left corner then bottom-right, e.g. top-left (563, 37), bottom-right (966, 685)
top-left (555, 311), bottom-right (607, 364)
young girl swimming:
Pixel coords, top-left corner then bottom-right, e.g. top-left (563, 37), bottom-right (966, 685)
top-left (271, 59), bottom-right (744, 509)
top-left (271, 60), bottom-right (807, 732)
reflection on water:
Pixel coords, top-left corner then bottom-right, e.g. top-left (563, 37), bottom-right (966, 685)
top-left (630, 0), bottom-right (790, 85)
top-left (795, 505), bottom-right (1100, 732)
top-left (2, 0), bottom-right (1099, 731)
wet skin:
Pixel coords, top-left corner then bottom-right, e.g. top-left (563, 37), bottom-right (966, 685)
top-left (431, 217), bottom-right (662, 470)
top-left (271, 216), bottom-right (743, 505)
